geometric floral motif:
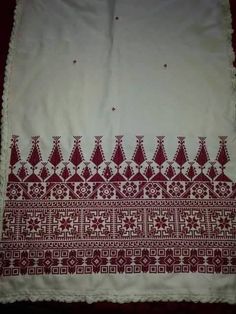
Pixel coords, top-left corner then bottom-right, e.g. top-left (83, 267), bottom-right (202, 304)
top-left (190, 183), bottom-right (209, 199)
top-left (214, 182), bottom-right (232, 198)
top-left (0, 248), bottom-right (235, 276)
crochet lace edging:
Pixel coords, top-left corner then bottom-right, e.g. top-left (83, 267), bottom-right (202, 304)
top-left (0, 292), bottom-right (235, 304)
top-left (221, 0), bottom-right (236, 123)
top-left (0, 0), bottom-right (24, 239)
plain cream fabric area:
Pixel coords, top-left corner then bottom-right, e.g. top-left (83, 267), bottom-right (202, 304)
top-left (10, 0), bottom-right (234, 137)
top-left (0, 0), bottom-right (236, 304)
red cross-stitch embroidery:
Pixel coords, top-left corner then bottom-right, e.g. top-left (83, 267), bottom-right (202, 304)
top-left (0, 135), bottom-right (236, 276)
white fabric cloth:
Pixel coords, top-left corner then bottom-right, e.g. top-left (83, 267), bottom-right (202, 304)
top-left (0, 0), bottom-right (236, 303)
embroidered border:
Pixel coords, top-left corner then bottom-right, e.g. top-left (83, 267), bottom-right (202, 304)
top-left (0, 135), bottom-right (236, 275)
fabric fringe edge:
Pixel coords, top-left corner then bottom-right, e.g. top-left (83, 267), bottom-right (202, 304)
top-left (0, 293), bottom-right (235, 304)
top-left (0, 0), bottom-right (23, 239)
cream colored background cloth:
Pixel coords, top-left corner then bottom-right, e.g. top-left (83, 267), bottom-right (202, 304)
top-left (0, 0), bottom-right (236, 303)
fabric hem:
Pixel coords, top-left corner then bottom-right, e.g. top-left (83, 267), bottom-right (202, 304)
top-left (0, 293), bottom-right (235, 304)
top-left (0, 0), bottom-right (23, 239)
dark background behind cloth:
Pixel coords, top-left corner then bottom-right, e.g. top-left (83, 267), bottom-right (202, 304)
top-left (0, 1), bottom-right (236, 313)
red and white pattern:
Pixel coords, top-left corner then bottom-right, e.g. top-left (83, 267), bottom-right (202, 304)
top-left (0, 135), bottom-right (236, 275)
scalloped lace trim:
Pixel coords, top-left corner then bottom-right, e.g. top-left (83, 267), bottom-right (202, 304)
top-left (0, 292), bottom-right (235, 304)
top-left (0, 0), bottom-right (23, 238)
top-left (221, 0), bottom-right (236, 122)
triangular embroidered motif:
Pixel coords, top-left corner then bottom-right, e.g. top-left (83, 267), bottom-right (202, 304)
top-left (69, 136), bottom-right (84, 167)
top-left (103, 162), bottom-right (113, 180)
top-left (48, 137), bottom-right (63, 167)
top-left (195, 137), bottom-right (209, 166)
top-left (111, 136), bottom-right (125, 166)
top-left (216, 136), bottom-right (230, 166)
top-left (9, 135), bottom-right (21, 167)
top-left (17, 162), bottom-right (28, 181)
top-left (144, 162), bottom-right (155, 180)
top-left (123, 162), bottom-right (134, 180)
top-left (132, 136), bottom-right (146, 166)
top-left (207, 162), bottom-right (218, 180)
top-left (174, 137), bottom-right (188, 167)
top-left (27, 136), bottom-right (42, 167)
top-left (153, 136), bottom-right (167, 166)
top-left (165, 162), bottom-right (176, 179)
top-left (39, 162), bottom-right (50, 181)
top-left (81, 163), bottom-right (92, 181)
top-left (60, 163), bottom-right (71, 181)
top-left (90, 136), bottom-right (105, 167)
